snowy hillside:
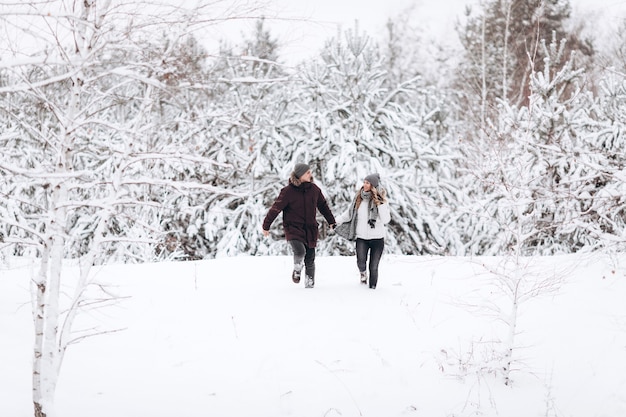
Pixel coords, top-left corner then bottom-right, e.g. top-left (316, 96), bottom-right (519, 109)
top-left (1, 254), bottom-right (625, 417)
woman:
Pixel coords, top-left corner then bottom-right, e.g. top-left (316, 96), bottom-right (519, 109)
top-left (335, 173), bottom-right (391, 289)
top-left (262, 163), bottom-right (336, 288)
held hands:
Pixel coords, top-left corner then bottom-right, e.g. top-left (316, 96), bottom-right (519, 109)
top-left (263, 225), bottom-right (336, 237)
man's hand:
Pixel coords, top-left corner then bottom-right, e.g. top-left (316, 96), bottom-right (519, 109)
top-left (329, 223), bottom-right (337, 230)
top-left (262, 228), bottom-right (270, 237)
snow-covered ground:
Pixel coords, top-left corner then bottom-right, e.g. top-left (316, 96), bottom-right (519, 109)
top-left (1, 253), bottom-right (625, 417)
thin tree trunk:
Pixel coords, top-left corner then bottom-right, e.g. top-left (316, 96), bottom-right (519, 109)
top-left (480, 11), bottom-right (487, 135)
top-left (502, 1), bottom-right (512, 101)
top-left (503, 292), bottom-right (518, 386)
top-left (32, 242), bottom-right (51, 417)
top-left (502, 202), bottom-right (523, 386)
top-left (31, 0), bottom-right (87, 405)
top-left (34, 402), bottom-right (45, 417)
top-left (32, 183), bottom-right (68, 417)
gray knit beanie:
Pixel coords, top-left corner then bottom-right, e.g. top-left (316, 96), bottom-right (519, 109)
top-left (364, 173), bottom-right (380, 188)
top-left (293, 163), bottom-right (310, 179)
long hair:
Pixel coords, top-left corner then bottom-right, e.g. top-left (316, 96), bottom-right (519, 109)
top-left (355, 185), bottom-right (387, 208)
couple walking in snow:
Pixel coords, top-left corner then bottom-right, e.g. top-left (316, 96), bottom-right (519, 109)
top-left (262, 163), bottom-right (391, 289)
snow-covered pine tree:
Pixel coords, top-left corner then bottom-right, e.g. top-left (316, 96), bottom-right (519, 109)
top-left (492, 37), bottom-right (626, 255)
top-left (0, 1), bottom-right (261, 415)
top-left (452, 38), bottom-right (592, 385)
top-left (287, 25), bottom-right (464, 255)
top-left (568, 71), bottom-right (626, 252)
top-left (454, 0), bottom-right (594, 141)
top-left (175, 18), bottom-right (296, 258)
top-left (458, 35), bottom-right (607, 255)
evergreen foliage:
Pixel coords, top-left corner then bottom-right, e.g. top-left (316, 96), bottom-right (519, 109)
top-left (1, 2), bottom-right (625, 263)
top-left (454, 0), bottom-right (594, 138)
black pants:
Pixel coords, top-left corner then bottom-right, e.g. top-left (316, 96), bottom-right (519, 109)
top-left (289, 240), bottom-right (316, 278)
top-left (356, 238), bottom-right (384, 288)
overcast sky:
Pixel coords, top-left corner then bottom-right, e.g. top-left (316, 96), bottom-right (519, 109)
top-left (210, 0), bottom-right (626, 65)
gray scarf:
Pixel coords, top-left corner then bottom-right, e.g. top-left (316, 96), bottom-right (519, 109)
top-left (360, 190), bottom-right (379, 225)
top-left (335, 190), bottom-right (379, 241)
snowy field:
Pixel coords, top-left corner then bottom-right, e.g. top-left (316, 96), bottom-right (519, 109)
top-left (1, 253), bottom-right (625, 417)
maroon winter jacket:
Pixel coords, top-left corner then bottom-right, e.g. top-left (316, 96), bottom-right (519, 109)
top-left (263, 177), bottom-right (335, 248)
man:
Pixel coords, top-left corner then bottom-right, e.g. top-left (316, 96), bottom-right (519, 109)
top-left (262, 163), bottom-right (336, 288)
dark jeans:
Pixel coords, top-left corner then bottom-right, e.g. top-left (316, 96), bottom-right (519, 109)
top-left (289, 240), bottom-right (316, 278)
top-left (356, 238), bottom-right (384, 288)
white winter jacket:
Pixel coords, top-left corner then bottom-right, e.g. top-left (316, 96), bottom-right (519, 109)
top-left (336, 201), bottom-right (391, 240)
